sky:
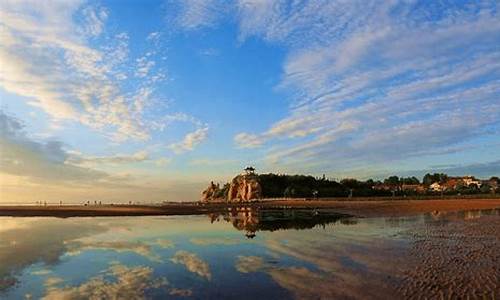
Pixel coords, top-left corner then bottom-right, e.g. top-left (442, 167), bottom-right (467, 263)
top-left (0, 0), bottom-right (499, 203)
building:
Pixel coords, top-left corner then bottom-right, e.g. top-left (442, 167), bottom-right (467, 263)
top-left (401, 184), bottom-right (425, 193)
top-left (244, 166), bottom-right (256, 175)
top-left (461, 176), bottom-right (481, 187)
top-left (442, 178), bottom-right (460, 191)
top-left (373, 184), bottom-right (395, 191)
top-left (430, 182), bottom-right (443, 192)
top-left (488, 179), bottom-right (498, 190)
top-left (481, 178), bottom-right (498, 192)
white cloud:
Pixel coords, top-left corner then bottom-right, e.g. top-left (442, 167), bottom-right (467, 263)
top-left (171, 250), bottom-right (211, 280)
top-left (189, 158), bottom-right (237, 167)
top-left (44, 277), bottom-right (64, 288)
top-left (199, 47), bottom-right (219, 56)
top-left (168, 0), bottom-right (499, 171)
top-left (190, 237), bottom-right (241, 246)
top-left (170, 0), bottom-right (230, 30)
top-left (0, 110), bottom-right (110, 183)
top-left (169, 127), bottom-right (209, 154)
top-left (67, 150), bottom-right (150, 166)
top-left (146, 31), bottom-right (161, 41)
top-left (152, 238), bottom-right (175, 248)
top-left (154, 157), bottom-right (172, 167)
top-left (0, 1), bottom-right (174, 143)
top-left (0, 110), bottom-right (163, 188)
top-left (254, 228), bottom-right (412, 299)
top-left (0, 218), bottom-right (107, 291)
top-left (42, 264), bottom-right (168, 300)
top-left (81, 5), bottom-right (108, 37)
top-left (66, 240), bottom-right (163, 262)
top-left (135, 56), bottom-right (156, 78)
top-left (150, 112), bottom-right (202, 132)
top-left (228, 1), bottom-right (500, 169)
top-left (234, 132), bottom-right (265, 148)
top-left (235, 255), bottom-right (265, 273)
top-left (31, 269), bottom-right (52, 276)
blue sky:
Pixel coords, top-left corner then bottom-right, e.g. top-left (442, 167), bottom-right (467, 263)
top-left (0, 0), bottom-right (499, 202)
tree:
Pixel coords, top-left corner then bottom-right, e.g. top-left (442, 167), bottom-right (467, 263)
top-left (284, 186), bottom-right (295, 198)
top-left (214, 183), bottom-right (230, 199)
top-left (480, 183), bottom-right (492, 194)
top-left (423, 173), bottom-right (448, 186)
top-left (423, 173), bottom-right (433, 186)
top-left (384, 176), bottom-right (400, 186)
top-left (340, 178), bottom-right (360, 189)
top-left (401, 176), bottom-right (420, 185)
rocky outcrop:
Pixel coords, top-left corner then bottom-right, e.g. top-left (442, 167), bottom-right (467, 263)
top-left (201, 182), bottom-right (221, 202)
top-left (227, 173), bottom-right (262, 202)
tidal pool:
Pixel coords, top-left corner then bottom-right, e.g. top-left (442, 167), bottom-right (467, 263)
top-left (0, 208), bottom-right (498, 299)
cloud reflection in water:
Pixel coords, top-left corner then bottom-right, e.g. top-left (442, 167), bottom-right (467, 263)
top-left (2, 210), bottom-right (491, 299)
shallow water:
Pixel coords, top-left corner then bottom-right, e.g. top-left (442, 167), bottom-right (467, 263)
top-left (0, 208), bottom-right (498, 299)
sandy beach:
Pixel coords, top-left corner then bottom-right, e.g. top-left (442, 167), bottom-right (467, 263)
top-left (267, 198), bottom-right (500, 217)
top-left (396, 214), bottom-right (500, 299)
top-left (1, 198), bottom-right (499, 218)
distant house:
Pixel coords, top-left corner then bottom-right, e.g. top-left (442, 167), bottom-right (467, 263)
top-left (481, 179), bottom-right (498, 192)
top-left (442, 178), bottom-right (460, 190)
top-left (372, 184), bottom-right (394, 191)
top-left (401, 184), bottom-right (425, 193)
top-left (461, 176), bottom-right (481, 187)
top-left (488, 179), bottom-right (498, 190)
top-left (430, 182), bottom-right (443, 192)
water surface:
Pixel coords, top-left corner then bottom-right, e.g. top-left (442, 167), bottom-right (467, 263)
top-left (0, 208), bottom-right (498, 299)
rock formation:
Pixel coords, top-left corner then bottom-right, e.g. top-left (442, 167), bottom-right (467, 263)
top-left (201, 167), bottom-right (262, 202)
top-left (201, 181), bottom-right (221, 202)
top-left (227, 173), bottom-right (262, 202)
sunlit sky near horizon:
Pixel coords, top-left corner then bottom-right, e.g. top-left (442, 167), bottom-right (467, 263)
top-left (1, 0), bottom-right (499, 202)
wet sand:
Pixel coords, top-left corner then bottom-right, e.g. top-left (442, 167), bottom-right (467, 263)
top-left (397, 214), bottom-right (500, 299)
top-left (0, 198), bottom-right (499, 217)
top-left (0, 204), bottom-right (195, 217)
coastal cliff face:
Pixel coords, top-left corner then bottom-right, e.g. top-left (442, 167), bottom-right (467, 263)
top-left (227, 174), bottom-right (262, 202)
top-left (201, 182), bottom-right (221, 202)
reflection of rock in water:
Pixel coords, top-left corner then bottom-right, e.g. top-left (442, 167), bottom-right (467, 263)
top-left (209, 208), bottom-right (354, 238)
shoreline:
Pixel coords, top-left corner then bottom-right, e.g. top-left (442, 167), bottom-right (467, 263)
top-left (1, 198), bottom-right (499, 218)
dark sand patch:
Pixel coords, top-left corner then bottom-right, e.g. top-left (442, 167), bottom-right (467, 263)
top-left (396, 215), bottom-right (499, 299)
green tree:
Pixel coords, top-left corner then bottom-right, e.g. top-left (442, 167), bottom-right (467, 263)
top-left (423, 173), bottom-right (448, 186)
top-left (214, 183), bottom-right (230, 199)
top-left (384, 176), bottom-right (400, 186)
top-left (401, 176), bottom-right (420, 185)
top-left (480, 183), bottom-right (492, 194)
top-left (423, 173), bottom-right (433, 186)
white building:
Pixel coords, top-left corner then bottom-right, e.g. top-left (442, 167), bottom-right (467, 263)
top-left (461, 176), bottom-right (481, 187)
top-left (430, 182), bottom-right (443, 192)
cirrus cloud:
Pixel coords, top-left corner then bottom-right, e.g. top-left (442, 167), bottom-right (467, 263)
top-left (230, 1), bottom-right (500, 172)
top-left (168, 0), bottom-right (500, 173)
top-left (168, 127), bottom-right (209, 154)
